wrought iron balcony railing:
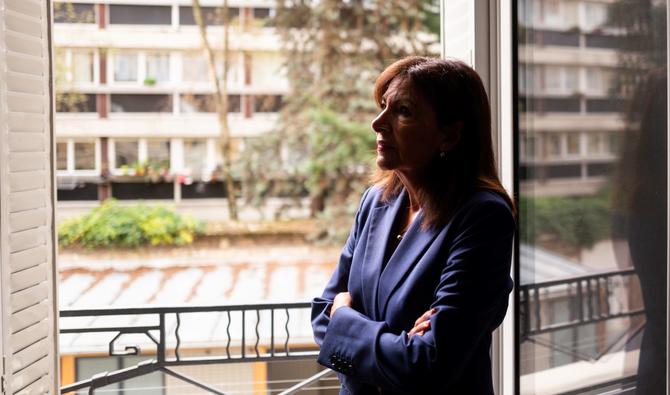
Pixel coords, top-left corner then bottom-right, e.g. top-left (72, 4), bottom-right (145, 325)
top-left (60, 268), bottom-right (645, 394)
top-left (59, 302), bottom-right (332, 394)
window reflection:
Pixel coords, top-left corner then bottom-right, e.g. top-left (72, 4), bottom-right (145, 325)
top-left (518, 0), bottom-right (667, 393)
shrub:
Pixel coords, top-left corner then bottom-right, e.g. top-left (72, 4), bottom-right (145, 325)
top-left (58, 199), bottom-right (203, 248)
top-left (520, 192), bottom-right (611, 250)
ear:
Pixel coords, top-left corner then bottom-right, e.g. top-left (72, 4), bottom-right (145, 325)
top-left (440, 121), bottom-right (463, 152)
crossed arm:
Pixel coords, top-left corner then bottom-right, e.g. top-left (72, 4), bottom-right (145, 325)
top-left (311, 199), bottom-right (515, 393)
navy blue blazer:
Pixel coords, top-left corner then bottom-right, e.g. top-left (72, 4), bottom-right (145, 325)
top-left (311, 186), bottom-right (515, 394)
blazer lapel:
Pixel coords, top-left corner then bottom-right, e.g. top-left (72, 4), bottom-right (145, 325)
top-left (377, 210), bottom-right (441, 317)
top-left (360, 191), bottom-right (406, 320)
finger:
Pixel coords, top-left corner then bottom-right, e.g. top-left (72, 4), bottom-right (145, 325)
top-left (414, 308), bottom-right (435, 326)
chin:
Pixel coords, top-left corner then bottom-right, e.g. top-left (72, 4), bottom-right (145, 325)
top-left (376, 158), bottom-right (396, 171)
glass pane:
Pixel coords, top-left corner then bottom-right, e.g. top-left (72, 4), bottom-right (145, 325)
top-left (179, 6), bottom-right (240, 25)
top-left (109, 5), bottom-right (171, 25)
top-left (517, 0), bottom-right (667, 393)
top-left (121, 356), bottom-right (164, 395)
top-left (183, 139), bottom-right (207, 178)
top-left (110, 94), bottom-right (172, 113)
top-left (74, 141), bottom-right (95, 170)
top-left (72, 51), bottom-right (94, 83)
top-left (54, 2), bottom-right (95, 24)
top-left (76, 358), bottom-right (120, 391)
top-left (56, 142), bottom-right (68, 170)
top-left (145, 53), bottom-right (170, 83)
top-left (181, 54), bottom-right (210, 82)
top-left (115, 140), bottom-right (139, 168)
top-left (114, 53), bottom-right (138, 82)
top-left (147, 140), bottom-right (170, 168)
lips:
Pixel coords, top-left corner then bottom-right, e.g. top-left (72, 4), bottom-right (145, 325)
top-left (377, 141), bottom-right (394, 151)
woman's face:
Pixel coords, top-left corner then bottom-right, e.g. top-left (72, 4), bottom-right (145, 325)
top-left (371, 77), bottom-right (449, 175)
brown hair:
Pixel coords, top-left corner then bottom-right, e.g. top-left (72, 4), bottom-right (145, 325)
top-left (371, 56), bottom-right (515, 227)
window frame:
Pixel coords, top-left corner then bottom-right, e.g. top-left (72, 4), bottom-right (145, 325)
top-left (55, 138), bottom-right (100, 176)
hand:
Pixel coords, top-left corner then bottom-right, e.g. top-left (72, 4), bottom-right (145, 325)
top-left (408, 308), bottom-right (437, 337)
top-left (331, 292), bottom-right (352, 317)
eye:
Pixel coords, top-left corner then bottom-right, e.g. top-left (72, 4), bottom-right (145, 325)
top-left (380, 100), bottom-right (387, 110)
top-left (398, 105), bottom-right (411, 117)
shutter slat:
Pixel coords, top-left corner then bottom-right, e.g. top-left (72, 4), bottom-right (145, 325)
top-left (5, 31), bottom-right (43, 57)
top-left (12, 338), bottom-right (49, 373)
top-left (9, 228), bottom-right (46, 253)
top-left (11, 357), bottom-right (49, 394)
top-left (9, 190), bottom-right (46, 213)
top-left (10, 246), bottom-right (47, 273)
top-left (5, 0), bottom-right (42, 18)
top-left (7, 72), bottom-right (44, 95)
top-left (10, 172), bottom-right (46, 192)
top-left (10, 208), bottom-right (47, 232)
top-left (9, 132), bottom-right (45, 152)
top-left (11, 320), bottom-right (48, 356)
top-left (5, 10), bottom-right (42, 38)
top-left (11, 264), bottom-right (47, 293)
top-left (8, 113), bottom-right (45, 130)
top-left (11, 302), bottom-right (48, 334)
top-left (6, 52), bottom-right (44, 76)
top-left (9, 152), bottom-right (45, 172)
top-left (7, 92), bottom-right (45, 114)
top-left (13, 374), bottom-right (50, 395)
top-left (11, 281), bottom-right (48, 313)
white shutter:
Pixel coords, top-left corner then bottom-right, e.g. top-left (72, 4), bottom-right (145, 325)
top-left (0, 0), bottom-right (59, 394)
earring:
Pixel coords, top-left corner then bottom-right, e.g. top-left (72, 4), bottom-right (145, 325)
top-left (439, 151), bottom-right (446, 159)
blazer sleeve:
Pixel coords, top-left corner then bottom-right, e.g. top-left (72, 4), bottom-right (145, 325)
top-left (311, 187), bottom-right (373, 346)
top-left (315, 198), bottom-right (515, 393)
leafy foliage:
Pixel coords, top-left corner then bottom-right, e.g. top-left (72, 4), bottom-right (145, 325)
top-left (58, 199), bottom-right (203, 248)
top-left (520, 193), bottom-right (612, 250)
top-left (242, 0), bottom-right (440, 217)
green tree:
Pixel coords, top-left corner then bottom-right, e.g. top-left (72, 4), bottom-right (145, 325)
top-left (253, 0), bottom-right (440, 217)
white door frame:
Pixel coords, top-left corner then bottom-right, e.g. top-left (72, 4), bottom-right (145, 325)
top-left (441, 1), bottom-right (516, 394)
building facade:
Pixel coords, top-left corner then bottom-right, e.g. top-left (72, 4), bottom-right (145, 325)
top-left (519, 0), bottom-right (624, 197)
top-left (53, 0), bottom-right (287, 204)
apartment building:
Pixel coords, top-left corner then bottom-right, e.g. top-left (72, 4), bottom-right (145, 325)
top-left (53, 0), bottom-right (286, 203)
top-left (519, 0), bottom-right (624, 196)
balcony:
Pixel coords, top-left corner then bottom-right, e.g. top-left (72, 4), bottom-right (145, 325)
top-left (60, 267), bottom-right (644, 394)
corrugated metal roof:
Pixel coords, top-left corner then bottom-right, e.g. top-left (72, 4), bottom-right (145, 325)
top-left (59, 243), bottom-right (591, 353)
top-left (59, 257), bottom-right (337, 354)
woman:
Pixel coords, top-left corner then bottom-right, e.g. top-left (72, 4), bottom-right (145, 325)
top-left (311, 56), bottom-right (515, 394)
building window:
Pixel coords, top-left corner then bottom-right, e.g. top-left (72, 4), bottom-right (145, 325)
top-left (74, 141), bottom-right (96, 170)
top-left (56, 142), bottom-right (68, 171)
top-left (145, 53), bottom-right (170, 83)
top-left (183, 139), bottom-right (208, 178)
top-left (545, 134), bottom-right (562, 157)
top-left (76, 356), bottom-right (164, 394)
top-left (254, 95), bottom-right (283, 113)
top-left (147, 140), bottom-right (171, 169)
top-left (72, 50), bottom-right (95, 83)
top-left (181, 94), bottom-right (241, 113)
top-left (182, 54), bottom-right (210, 82)
top-left (56, 139), bottom-right (98, 173)
top-left (566, 133), bottom-right (580, 156)
top-left (114, 53), bottom-right (139, 82)
top-left (54, 2), bottom-right (96, 24)
top-left (252, 7), bottom-right (274, 27)
top-left (56, 93), bottom-right (97, 113)
top-left (114, 140), bottom-right (139, 168)
top-left (179, 6), bottom-right (240, 25)
top-left (581, 2), bottom-right (608, 31)
top-left (109, 5), bottom-right (172, 25)
top-left (111, 94), bottom-right (173, 113)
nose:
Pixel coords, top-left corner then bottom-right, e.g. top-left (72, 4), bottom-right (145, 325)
top-left (371, 108), bottom-right (388, 135)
